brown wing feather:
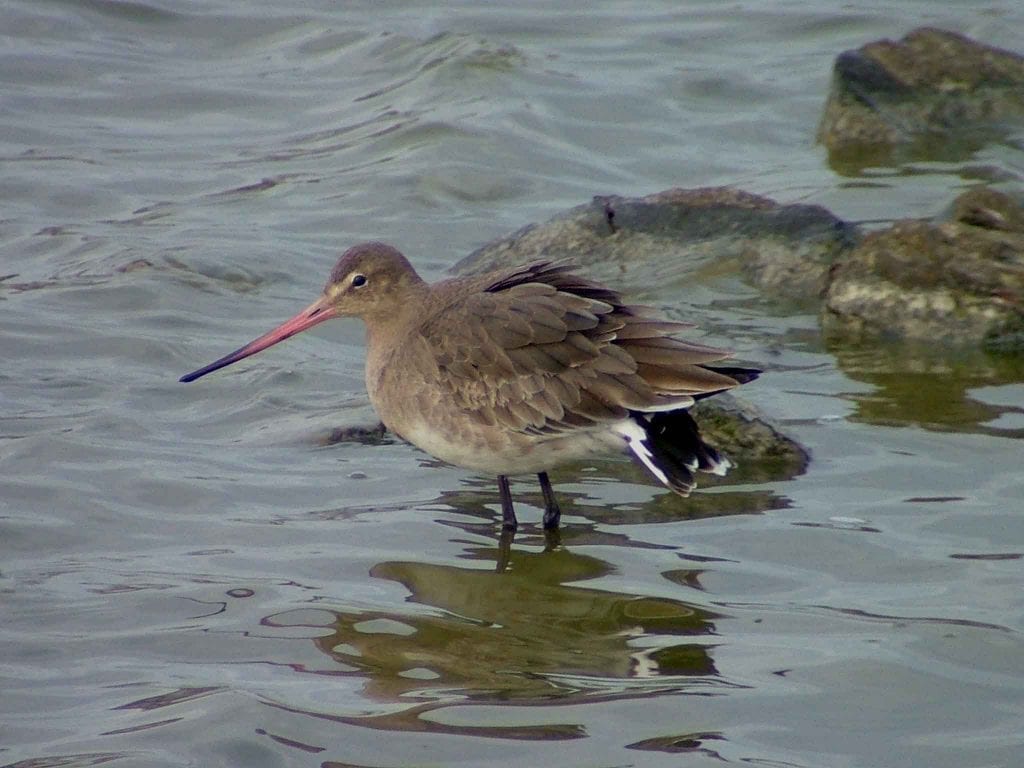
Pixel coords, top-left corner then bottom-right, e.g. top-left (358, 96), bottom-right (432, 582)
top-left (417, 261), bottom-right (747, 434)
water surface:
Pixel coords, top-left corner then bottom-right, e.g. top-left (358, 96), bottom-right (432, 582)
top-left (3, 2), bottom-right (1023, 766)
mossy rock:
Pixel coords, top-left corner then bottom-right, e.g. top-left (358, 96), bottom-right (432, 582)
top-left (818, 27), bottom-right (1024, 172)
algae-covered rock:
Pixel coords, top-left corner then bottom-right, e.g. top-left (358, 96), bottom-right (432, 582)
top-left (818, 27), bottom-right (1024, 171)
top-left (693, 394), bottom-right (810, 484)
top-left (822, 187), bottom-right (1024, 350)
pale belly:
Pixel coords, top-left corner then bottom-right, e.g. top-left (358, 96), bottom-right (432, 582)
top-left (395, 416), bottom-right (628, 476)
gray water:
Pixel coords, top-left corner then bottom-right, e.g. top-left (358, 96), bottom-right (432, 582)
top-left (3, 2), bottom-right (1024, 767)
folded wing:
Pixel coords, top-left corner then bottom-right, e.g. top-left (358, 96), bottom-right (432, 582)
top-left (418, 262), bottom-right (748, 435)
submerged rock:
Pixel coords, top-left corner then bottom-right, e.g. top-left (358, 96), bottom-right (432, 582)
top-left (455, 187), bottom-right (858, 301)
top-left (817, 27), bottom-right (1024, 170)
top-left (823, 187), bottom-right (1024, 350)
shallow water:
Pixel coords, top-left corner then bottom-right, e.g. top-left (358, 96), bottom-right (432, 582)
top-left (3, 2), bottom-right (1024, 766)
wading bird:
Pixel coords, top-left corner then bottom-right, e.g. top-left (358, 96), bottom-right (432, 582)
top-left (181, 242), bottom-right (758, 530)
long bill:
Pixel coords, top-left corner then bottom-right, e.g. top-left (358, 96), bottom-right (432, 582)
top-left (180, 296), bottom-right (337, 383)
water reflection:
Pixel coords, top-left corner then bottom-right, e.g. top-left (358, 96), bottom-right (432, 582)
top-left (264, 526), bottom-right (740, 739)
top-left (824, 127), bottom-right (1014, 180)
top-left (258, 428), bottom-right (788, 738)
top-left (625, 730), bottom-right (726, 758)
top-left (428, 457), bottom-right (793, 531)
top-left (830, 340), bottom-right (1024, 435)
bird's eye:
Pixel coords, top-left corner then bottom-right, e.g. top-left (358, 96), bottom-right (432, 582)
top-left (351, 274), bottom-right (367, 288)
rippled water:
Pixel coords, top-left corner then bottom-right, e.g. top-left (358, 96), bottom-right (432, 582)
top-left (3, 2), bottom-right (1023, 766)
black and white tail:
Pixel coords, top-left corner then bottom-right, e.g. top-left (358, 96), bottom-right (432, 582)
top-left (614, 409), bottom-right (726, 496)
top-left (615, 366), bottom-right (759, 495)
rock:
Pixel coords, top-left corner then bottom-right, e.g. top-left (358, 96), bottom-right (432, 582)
top-left (456, 182), bottom-right (1024, 352)
top-left (822, 187), bottom-right (1024, 350)
top-left (692, 394), bottom-right (810, 482)
top-left (454, 187), bottom-right (858, 301)
top-left (817, 28), bottom-right (1024, 170)
top-left (322, 421), bottom-right (389, 446)
top-left (945, 185), bottom-right (1024, 232)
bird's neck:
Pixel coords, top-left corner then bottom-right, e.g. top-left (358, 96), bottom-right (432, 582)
top-left (362, 283), bottom-right (431, 352)
top-left (361, 285), bottom-right (434, 426)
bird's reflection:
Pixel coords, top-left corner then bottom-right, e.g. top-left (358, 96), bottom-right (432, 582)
top-left (257, 456), bottom-right (782, 738)
top-left (263, 516), bottom-right (742, 738)
top-left (495, 525), bottom-right (560, 573)
top-left (438, 463), bottom-right (794, 532)
top-left (317, 543), bottom-right (720, 695)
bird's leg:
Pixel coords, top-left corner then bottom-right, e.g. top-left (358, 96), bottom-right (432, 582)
top-left (497, 475), bottom-right (517, 530)
top-left (538, 471), bottom-right (561, 530)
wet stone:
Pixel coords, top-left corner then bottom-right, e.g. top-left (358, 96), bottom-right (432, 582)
top-left (455, 186), bottom-right (859, 302)
top-left (817, 27), bottom-right (1024, 171)
top-left (822, 187), bottom-right (1024, 350)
